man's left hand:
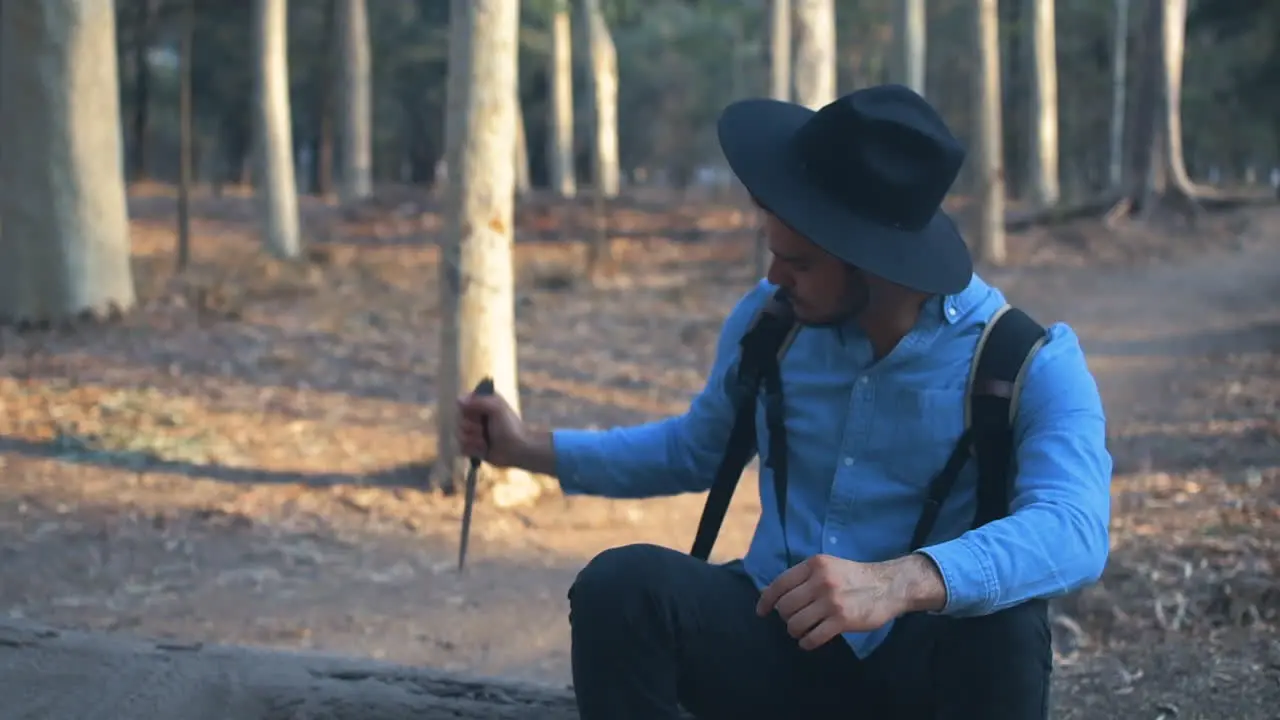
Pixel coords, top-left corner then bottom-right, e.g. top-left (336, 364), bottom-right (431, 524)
top-left (756, 553), bottom-right (946, 651)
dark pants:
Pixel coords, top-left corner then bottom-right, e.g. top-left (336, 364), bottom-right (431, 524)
top-left (568, 543), bottom-right (1051, 720)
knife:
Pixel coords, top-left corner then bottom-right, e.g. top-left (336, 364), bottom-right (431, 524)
top-left (457, 375), bottom-right (494, 573)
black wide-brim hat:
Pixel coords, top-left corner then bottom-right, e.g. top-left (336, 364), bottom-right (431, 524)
top-left (718, 84), bottom-right (973, 296)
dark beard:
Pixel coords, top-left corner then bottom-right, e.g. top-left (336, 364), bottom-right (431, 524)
top-left (789, 267), bottom-right (872, 329)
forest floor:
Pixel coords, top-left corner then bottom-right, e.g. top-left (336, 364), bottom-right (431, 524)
top-left (1, 183), bottom-right (1278, 719)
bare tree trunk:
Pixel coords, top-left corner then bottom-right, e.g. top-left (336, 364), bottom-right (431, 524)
top-left (754, 0), bottom-right (791, 280)
top-left (515, 102), bottom-right (531, 197)
top-left (1159, 0), bottom-right (1196, 198)
top-left (792, 0), bottom-right (836, 108)
top-left (311, 0), bottom-right (337, 200)
top-left (974, 0), bottom-right (1006, 264)
top-left (177, 0), bottom-right (195, 272)
top-left (1108, 0), bottom-right (1130, 189)
top-left (894, 0), bottom-right (927, 96)
top-left (1027, 0), bottom-right (1059, 207)
top-left (436, 0), bottom-right (470, 493)
top-left (129, 0), bottom-right (156, 183)
top-left (583, 0), bottom-right (619, 198)
top-left (547, 2), bottom-right (577, 198)
top-left (337, 0), bottom-right (372, 203)
top-left (0, 0), bottom-right (136, 324)
top-left (439, 0), bottom-right (540, 507)
top-left (1125, 0), bottom-right (1160, 203)
top-left (252, 0), bottom-right (301, 259)
top-left (769, 0), bottom-right (791, 101)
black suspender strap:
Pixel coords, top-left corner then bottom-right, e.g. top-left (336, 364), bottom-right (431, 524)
top-left (909, 305), bottom-right (1048, 551)
top-left (689, 290), bottom-right (798, 561)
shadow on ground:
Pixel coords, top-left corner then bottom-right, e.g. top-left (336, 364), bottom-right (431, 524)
top-left (0, 434), bottom-right (435, 489)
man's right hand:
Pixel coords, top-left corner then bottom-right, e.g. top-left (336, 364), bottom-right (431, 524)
top-left (456, 389), bottom-right (534, 469)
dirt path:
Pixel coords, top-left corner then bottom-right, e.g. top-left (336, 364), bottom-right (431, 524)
top-left (1, 198), bottom-right (1278, 717)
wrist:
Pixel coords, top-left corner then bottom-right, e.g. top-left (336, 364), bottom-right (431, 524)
top-left (512, 429), bottom-right (558, 476)
top-left (886, 553), bottom-right (948, 614)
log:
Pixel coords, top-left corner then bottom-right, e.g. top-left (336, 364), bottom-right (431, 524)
top-left (1002, 188), bottom-right (1276, 232)
top-left (0, 617), bottom-right (604, 719)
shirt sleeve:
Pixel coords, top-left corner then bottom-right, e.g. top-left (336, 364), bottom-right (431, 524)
top-left (917, 323), bottom-right (1113, 616)
top-left (551, 280), bottom-right (775, 498)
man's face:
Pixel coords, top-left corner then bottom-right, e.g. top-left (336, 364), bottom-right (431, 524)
top-left (761, 211), bottom-right (868, 326)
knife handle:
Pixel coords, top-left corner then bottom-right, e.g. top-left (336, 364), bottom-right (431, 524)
top-left (469, 376), bottom-right (495, 469)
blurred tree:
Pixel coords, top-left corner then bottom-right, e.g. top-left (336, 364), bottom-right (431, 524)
top-left (252, 0), bottom-right (302, 258)
top-left (975, 0), bottom-right (1006, 263)
top-left (0, 0), bottom-right (136, 325)
top-left (337, 0), bottom-right (372, 202)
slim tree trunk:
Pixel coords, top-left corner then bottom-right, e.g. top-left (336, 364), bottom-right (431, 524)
top-left (1125, 0), bottom-right (1160, 201)
top-left (1027, 0), bottom-right (1059, 206)
top-left (1108, 0), bottom-right (1130, 189)
top-left (769, 0), bottom-right (791, 101)
top-left (974, 0), bottom-right (1006, 264)
top-left (176, 0), bottom-right (195, 272)
top-left (337, 0), bottom-right (372, 202)
top-left (0, 0), bottom-right (136, 324)
top-left (792, 0), bottom-right (836, 108)
top-left (437, 0), bottom-right (540, 506)
top-left (439, 0), bottom-right (470, 197)
top-left (436, 0), bottom-right (470, 491)
top-left (129, 0), bottom-right (154, 183)
top-left (1159, 0), bottom-right (1195, 197)
top-left (894, 0), bottom-right (927, 96)
top-left (252, 0), bottom-right (301, 258)
top-left (514, 102), bottom-right (531, 197)
top-left (582, 0), bottom-right (619, 198)
top-left (547, 2), bottom-right (576, 198)
top-left (758, 0), bottom-right (793, 279)
top-left (311, 0), bottom-right (337, 200)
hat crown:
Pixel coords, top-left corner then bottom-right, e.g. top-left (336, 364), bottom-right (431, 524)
top-left (793, 84), bottom-right (965, 232)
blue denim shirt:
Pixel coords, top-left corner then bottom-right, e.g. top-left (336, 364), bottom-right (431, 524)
top-left (553, 274), bottom-right (1112, 658)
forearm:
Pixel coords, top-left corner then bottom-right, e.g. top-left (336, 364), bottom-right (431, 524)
top-left (539, 279), bottom-right (774, 500)
top-left (916, 500), bottom-right (1109, 617)
top-left (552, 416), bottom-right (729, 498)
top-left (507, 425), bottom-right (706, 498)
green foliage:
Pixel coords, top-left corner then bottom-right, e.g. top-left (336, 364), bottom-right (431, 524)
top-left (112, 0), bottom-right (1279, 193)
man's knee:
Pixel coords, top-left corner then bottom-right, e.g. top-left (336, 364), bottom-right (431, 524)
top-left (943, 599), bottom-right (1052, 662)
top-left (931, 600), bottom-right (1052, 719)
top-left (568, 543), bottom-right (679, 627)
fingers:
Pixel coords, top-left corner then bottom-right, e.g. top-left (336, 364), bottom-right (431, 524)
top-left (782, 598), bottom-right (827, 640)
top-left (457, 416), bottom-right (488, 457)
top-left (456, 391), bottom-right (510, 458)
top-left (756, 559), bottom-right (812, 616)
top-left (457, 391), bottom-right (504, 418)
top-left (772, 581), bottom-right (817, 621)
top-left (798, 617), bottom-right (844, 651)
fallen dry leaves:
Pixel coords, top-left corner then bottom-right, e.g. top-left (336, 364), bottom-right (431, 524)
top-left (0, 186), bottom-right (1278, 716)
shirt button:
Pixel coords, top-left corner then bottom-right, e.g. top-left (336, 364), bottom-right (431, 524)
top-left (857, 376), bottom-right (869, 385)
top-left (828, 536), bottom-right (838, 545)
top-left (843, 456), bottom-right (854, 466)
top-left (947, 306), bottom-right (957, 317)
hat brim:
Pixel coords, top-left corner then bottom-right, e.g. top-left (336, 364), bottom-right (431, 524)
top-left (718, 99), bottom-right (973, 296)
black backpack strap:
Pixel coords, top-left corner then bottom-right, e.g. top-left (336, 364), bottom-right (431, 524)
top-left (909, 304), bottom-right (1047, 551)
top-left (690, 289), bottom-right (798, 561)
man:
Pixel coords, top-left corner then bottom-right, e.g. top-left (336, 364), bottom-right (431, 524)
top-left (456, 85), bottom-right (1112, 719)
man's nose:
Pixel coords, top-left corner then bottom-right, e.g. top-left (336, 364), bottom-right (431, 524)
top-left (765, 256), bottom-right (788, 288)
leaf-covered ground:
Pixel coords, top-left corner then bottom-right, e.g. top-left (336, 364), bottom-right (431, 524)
top-left (1, 184), bottom-right (1278, 718)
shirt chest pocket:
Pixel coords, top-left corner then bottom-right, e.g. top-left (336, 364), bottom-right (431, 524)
top-left (870, 386), bottom-right (968, 489)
